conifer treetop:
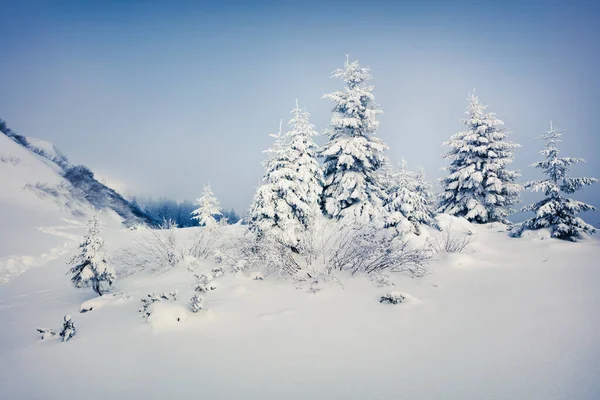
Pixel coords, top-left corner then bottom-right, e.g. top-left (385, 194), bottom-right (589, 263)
top-left (191, 184), bottom-right (223, 226)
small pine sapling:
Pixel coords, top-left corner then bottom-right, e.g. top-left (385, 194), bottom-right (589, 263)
top-left (59, 315), bottom-right (76, 342)
top-left (67, 212), bottom-right (115, 296)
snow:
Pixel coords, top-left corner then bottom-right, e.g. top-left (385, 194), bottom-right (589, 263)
top-left (23, 137), bottom-right (68, 169)
top-left (1, 218), bottom-right (599, 399)
top-left (146, 302), bottom-right (189, 330)
top-left (80, 292), bottom-right (131, 313)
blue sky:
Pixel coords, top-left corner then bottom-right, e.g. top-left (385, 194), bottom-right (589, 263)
top-left (1, 0), bottom-right (599, 220)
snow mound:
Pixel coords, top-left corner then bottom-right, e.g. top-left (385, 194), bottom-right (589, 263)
top-left (147, 302), bottom-right (188, 330)
top-left (177, 256), bottom-right (201, 271)
top-left (80, 292), bottom-right (131, 313)
top-left (435, 214), bottom-right (474, 234)
top-left (519, 228), bottom-right (553, 241)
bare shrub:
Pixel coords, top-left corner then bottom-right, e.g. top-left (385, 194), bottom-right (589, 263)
top-left (431, 223), bottom-right (474, 253)
top-left (113, 227), bottom-right (183, 275)
top-left (114, 223), bottom-right (224, 276)
top-left (0, 154), bottom-right (20, 166)
top-left (328, 223), bottom-right (432, 277)
top-left (222, 232), bottom-right (301, 277)
top-left (293, 268), bottom-right (344, 294)
top-left (188, 227), bottom-right (221, 260)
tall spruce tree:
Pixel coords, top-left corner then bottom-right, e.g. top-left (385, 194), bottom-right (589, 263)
top-left (191, 184), bottom-right (223, 226)
top-left (284, 100), bottom-right (323, 227)
top-left (321, 56), bottom-right (389, 223)
top-left (438, 92), bottom-right (521, 223)
top-left (249, 121), bottom-right (304, 248)
top-left (67, 212), bottom-right (115, 296)
top-left (512, 122), bottom-right (598, 240)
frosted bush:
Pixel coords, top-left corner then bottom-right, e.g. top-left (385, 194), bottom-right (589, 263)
top-left (431, 222), bottom-right (474, 254)
top-left (370, 273), bottom-right (395, 287)
top-left (190, 294), bottom-right (204, 313)
top-left (380, 292), bottom-right (405, 304)
top-left (114, 222), bottom-right (223, 276)
top-left (188, 227), bottom-right (222, 260)
top-left (211, 267), bottom-right (225, 279)
top-left (328, 223), bottom-right (431, 277)
top-left (139, 291), bottom-right (178, 318)
top-left (223, 232), bottom-right (301, 277)
top-left (115, 228), bottom-right (183, 275)
top-left (36, 328), bottom-right (56, 340)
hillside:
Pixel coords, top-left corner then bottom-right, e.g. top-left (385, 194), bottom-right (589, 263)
top-left (0, 130), bottom-right (152, 283)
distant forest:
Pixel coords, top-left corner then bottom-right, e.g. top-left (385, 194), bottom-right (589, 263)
top-left (134, 197), bottom-right (241, 228)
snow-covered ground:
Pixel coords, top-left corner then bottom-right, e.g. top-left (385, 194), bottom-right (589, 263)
top-left (1, 217), bottom-right (599, 400)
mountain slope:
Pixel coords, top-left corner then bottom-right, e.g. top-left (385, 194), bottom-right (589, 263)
top-left (0, 128), bottom-right (153, 283)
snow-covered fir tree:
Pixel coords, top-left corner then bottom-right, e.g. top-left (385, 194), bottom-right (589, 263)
top-left (249, 104), bottom-right (323, 248)
top-left (438, 92), bottom-right (521, 223)
top-left (321, 56), bottom-right (389, 223)
top-left (249, 121), bottom-right (304, 248)
top-left (386, 159), bottom-right (437, 234)
top-left (381, 158), bottom-right (412, 234)
top-left (284, 100), bottom-right (323, 225)
top-left (512, 122), bottom-right (598, 240)
top-left (413, 167), bottom-right (438, 225)
top-left (67, 212), bottom-right (115, 296)
top-left (191, 184), bottom-right (223, 226)
top-left (60, 315), bottom-right (76, 342)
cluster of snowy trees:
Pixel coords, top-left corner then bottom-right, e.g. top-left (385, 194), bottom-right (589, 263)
top-left (248, 56), bottom-right (597, 246)
top-left (65, 57), bottom-right (597, 298)
top-left (249, 57), bottom-right (436, 253)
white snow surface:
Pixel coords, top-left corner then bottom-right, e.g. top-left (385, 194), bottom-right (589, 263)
top-left (0, 219), bottom-right (599, 399)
